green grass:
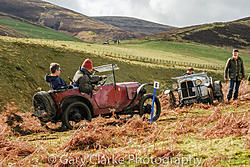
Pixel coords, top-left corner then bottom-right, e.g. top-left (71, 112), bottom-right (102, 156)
top-left (121, 40), bottom-right (250, 70)
top-left (0, 19), bottom-right (81, 41)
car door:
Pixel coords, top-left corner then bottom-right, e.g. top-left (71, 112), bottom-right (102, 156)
top-left (93, 84), bottom-right (129, 109)
top-left (93, 84), bottom-right (116, 109)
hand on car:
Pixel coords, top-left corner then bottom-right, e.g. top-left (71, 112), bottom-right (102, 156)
top-left (102, 75), bottom-right (108, 79)
top-left (94, 85), bottom-right (99, 91)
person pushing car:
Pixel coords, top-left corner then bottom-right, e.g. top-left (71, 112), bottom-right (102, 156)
top-left (73, 59), bottom-right (106, 94)
top-left (224, 49), bottom-right (245, 102)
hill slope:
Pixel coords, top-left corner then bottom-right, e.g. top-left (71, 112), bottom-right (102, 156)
top-left (93, 16), bottom-right (175, 35)
top-left (0, 23), bottom-right (24, 37)
top-left (0, 0), bottom-right (136, 42)
top-left (147, 17), bottom-right (250, 48)
top-left (0, 12), bottom-right (82, 41)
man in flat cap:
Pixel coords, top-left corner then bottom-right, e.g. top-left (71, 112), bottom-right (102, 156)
top-left (224, 49), bottom-right (245, 102)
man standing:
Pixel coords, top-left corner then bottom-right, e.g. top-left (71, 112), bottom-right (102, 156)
top-left (224, 49), bottom-right (245, 101)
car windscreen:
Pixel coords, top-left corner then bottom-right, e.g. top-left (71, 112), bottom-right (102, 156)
top-left (99, 74), bottom-right (114, 85)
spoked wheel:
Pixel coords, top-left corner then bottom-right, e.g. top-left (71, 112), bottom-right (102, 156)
top-left (139, 94), bottom-right (161, 122)
top-left (62, 102), bottom-right (92, 130)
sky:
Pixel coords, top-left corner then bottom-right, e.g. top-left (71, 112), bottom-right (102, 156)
top-left (43, 0), bottom-right (250, 27)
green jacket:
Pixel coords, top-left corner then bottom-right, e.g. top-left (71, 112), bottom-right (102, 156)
top-left (224, 57), bottom-right (245, 80)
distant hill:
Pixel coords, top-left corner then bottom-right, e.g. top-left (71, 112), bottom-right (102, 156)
top-left (0, 12), bottom-right (81, 41)
top-left (147, 17), bottom-right (250, 48)
top-left (0, 23), bottom-right (24, 38)
top-left (93, 16), bottom-right (175, 35)
top-left (0, 0), bottom-right (136, 42)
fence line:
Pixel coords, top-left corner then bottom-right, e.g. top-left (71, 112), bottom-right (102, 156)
top-left (91, 50), bottom-right (224, 70)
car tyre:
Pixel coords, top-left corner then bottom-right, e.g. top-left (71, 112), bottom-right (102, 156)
top-left (62, 101), bottom-right (92, 130)
top-left (169, 91), bottom-right (177, 108)
top-left (139, 94), bottom-right (161, 122)
top-left (33, 91), bottom-right (56, 123)
top-left (207, 88), bottom-right (214, 105)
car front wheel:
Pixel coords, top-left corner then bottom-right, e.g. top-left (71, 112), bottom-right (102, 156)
top-left (62, 102), bottom-right (92, 130)
top-left (139, 94), bottom-right (161, 122)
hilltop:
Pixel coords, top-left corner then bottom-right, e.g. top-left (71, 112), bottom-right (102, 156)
top-left (147, 17), bottom-right (250, 48)
top-left (93, 16), bottom-right (175, 35)
top-left (0, 0), bottom-right (136, 42)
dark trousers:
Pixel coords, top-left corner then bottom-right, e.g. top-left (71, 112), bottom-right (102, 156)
top-left (227, 79), bottom-right (241, 100)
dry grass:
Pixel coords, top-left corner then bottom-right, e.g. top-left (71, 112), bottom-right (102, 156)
top-left (0, 83), bottom-right (249, 166)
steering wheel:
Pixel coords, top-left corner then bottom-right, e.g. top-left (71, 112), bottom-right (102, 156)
top-left (100, 77), bottom-right (108, 86)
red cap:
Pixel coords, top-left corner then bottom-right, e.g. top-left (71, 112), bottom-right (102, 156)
top-left (82, 59), bottom-right (93, 72)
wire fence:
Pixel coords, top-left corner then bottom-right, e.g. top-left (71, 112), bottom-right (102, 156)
top-left (91, 50), bottom-right (225, 70)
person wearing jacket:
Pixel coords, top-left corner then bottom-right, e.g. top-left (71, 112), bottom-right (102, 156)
top-left (73, 59), bottom-right (106, 94)
top-left (224, 49), bottom-right (245, 101)
top-left (184, 67), bottom-right (194, 75)
top-left (45, 63), bottom-right (68, 90)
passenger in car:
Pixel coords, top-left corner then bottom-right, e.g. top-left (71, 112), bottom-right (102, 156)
top-left (45, 63), bottom-right (68, 90)
top-left (73, 59), bottom-right (106, 94)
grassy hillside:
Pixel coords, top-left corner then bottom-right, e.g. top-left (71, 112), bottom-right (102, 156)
top-left (0, 23), bottom-right (24, 37)
top-left (22, 38), bottom-right (248, 71)
top-left (120, 40), bottom-right (250, 70)
top-left (0, 19), bottom-right (81, 41)
top-left (94, 16), bottom-right (175, 35)
top-left (0, 0), bottom-right (136, 42)
top-left (0, 37), bottom-right (223, 111)
top-left (148, 17), bottom-right (250, 48)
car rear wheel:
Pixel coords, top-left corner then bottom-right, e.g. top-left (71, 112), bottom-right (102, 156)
top-left (33, 91), bottom-right (56, 123)
top-left (62, 102), bottom-right (92, 130)
top-left (139, 94), bottom-right (161, 122)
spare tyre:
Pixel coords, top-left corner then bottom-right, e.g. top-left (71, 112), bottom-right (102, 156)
top-left (33, 91), bottom-right (57, 123)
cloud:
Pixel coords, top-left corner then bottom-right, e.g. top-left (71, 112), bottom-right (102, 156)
top-left (43, 0), bottom-right (250, 27)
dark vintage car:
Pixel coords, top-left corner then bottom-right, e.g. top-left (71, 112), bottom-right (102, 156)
top-left (33, 64), bottom-right (161, 129)
top-left (164, 72), bottom-right (224, 107)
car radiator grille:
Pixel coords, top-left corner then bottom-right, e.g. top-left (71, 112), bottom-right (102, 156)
top-left (181, 81), bottom-right (195, 98)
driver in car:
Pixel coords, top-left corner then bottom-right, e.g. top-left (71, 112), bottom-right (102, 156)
top-left (184, 67), bottom-right (195, 75)
top-left (73, 59), bottom-right (107, 94)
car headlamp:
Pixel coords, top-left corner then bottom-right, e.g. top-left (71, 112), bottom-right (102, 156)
top-left (172, 83), bottom-right (178, 90)
top-left (196, 79), bottom-right (202, 86)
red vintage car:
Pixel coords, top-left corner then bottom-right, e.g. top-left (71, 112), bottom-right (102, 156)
top-left (33, 64), bottom-right (161, 129)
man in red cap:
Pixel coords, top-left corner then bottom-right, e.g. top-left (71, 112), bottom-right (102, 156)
top-left (73, 59), bottom-right (106, 94)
